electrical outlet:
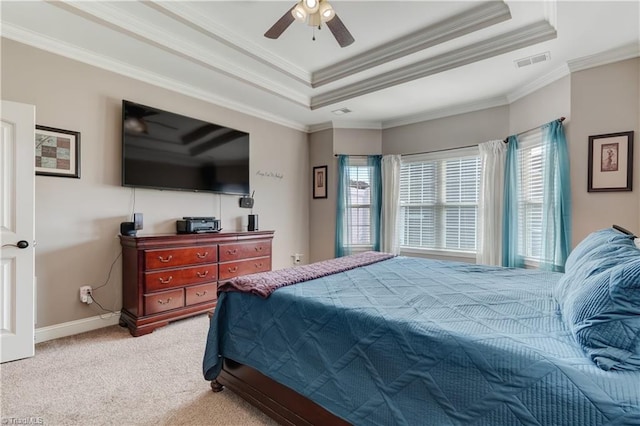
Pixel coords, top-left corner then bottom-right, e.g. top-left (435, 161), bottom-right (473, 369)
top-left (80, 286), bottom-right (93, 304)
top-left (292, 253), bottom-right (303, 265)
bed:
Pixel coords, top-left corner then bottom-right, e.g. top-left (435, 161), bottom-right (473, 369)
top-left (203, 228), bottom-right (640, 425)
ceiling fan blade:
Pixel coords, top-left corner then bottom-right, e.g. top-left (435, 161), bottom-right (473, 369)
top-left (326, 14), bottom-right (354, 48)
top-left (264, 5), bottom-right (296, 39)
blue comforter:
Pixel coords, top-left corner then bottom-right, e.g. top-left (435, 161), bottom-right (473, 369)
top-left (203, 256), bottom-right (640, 425)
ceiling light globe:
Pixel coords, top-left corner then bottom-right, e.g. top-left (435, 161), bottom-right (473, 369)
top-left (303, 0), bottom-right (319, 14)
top-left (291, 3), bottom-right (307, 22)
top-left (319, 1), bottom-right (335, 22)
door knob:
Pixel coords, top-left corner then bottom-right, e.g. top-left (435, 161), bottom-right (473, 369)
top-left (1, 240), bottom-right (30, 249)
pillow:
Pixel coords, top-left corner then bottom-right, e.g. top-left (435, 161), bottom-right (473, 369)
top-left (554, 228), bottom-right (640, 371)
top-left (635, 238), bottom-right (640, 249)
top-left (562, 228), bottom-right (631, 273)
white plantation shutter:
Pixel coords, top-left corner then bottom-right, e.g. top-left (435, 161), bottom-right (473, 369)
top-left (400, 148), bottom-right (480, 252)
top-left (517, 130), bottom-right (544, 259)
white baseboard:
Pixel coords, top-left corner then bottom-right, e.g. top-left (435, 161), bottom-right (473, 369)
top-left (35, 312), bottom-right (121, 344)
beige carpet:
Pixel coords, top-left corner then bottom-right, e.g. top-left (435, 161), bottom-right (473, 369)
top-left (1, 315), bottom-right (278, 426)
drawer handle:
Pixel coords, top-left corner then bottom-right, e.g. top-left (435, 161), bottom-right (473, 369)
top-left (228, 266), bottom-right (238, 273)
top-left (158, 255), bottom-right (173, 263)
top-left (158, 276), bottom-right (173, 284)
top-left (195, 291), bottom-right (208, 297)
top-left (196, 252), bottom-right (208, 259)
top-left (157, 297), bottom-right (173, 305)
top-left (255, 246), bottom-right (263, 252)
top-left (196, 270), bottom-right (209, 278)
top-left (226, 249), bottom-right (237, 255)
top-left (255, 263), bottom-right (263, 268)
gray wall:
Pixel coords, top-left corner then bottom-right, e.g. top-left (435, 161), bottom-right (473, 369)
top-left (509, 76), bottom-right (571, 135)
top-left (570, 58), bottom-right (640, 243)
top-left (308, 128), bottom-right (382, 262)
top-left (309, 129), bottom-right (336, 263)
top-left (382, 106), bottom-right (510, 155)
top-left (2, 38), bottom-right (309, 328)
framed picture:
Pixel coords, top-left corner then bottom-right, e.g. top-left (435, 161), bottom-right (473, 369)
top-left (35, 125), bottom-right (81, 178)
top-left (588, 131), bottom-right (633, 192)
top-left (313, 165), bottom-right (328, 199)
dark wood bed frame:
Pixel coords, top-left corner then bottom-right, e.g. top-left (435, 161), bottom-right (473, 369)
top-left (211, 358), bottom-right (349, 425)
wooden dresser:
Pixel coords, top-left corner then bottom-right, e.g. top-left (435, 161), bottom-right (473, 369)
top-left (119, 231), bottom-right (274, 336)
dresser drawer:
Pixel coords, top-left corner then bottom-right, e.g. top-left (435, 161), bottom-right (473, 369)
top-left (219, 256), bottom-right (271, 280)
top-left (145, 264), bottom-right (217, 293)
top-left (185, 283), bottom-right (217, 306)
top-left (219, 240), bottom-right (271, 262)
top-left (144, 246), bottom-right (217, 270)
top-left (144, 288), bottom-right (184, 315)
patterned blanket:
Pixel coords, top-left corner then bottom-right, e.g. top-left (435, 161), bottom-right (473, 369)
top-left (217, 251), bottom-right (395, 298)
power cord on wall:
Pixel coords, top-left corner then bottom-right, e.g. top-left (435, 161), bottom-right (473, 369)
top-left (89, 250), bottom-right (122, 316)
top-left (130, 187), bottom-right (137, 221)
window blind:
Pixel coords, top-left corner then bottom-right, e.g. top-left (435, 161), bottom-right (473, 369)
top-left (346, 161), bottom-right (372, 246)
top-left (517, 129), bottom-right (544, 259)
top-left (400, 148), bottom-right (480, 252)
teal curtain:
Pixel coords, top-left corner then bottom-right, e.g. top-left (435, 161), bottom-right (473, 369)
top-left (502, 135), bottom-right (524, 268)
top-left (335, 155), bottom-right (350, 257)
top-left (541, 119), bottom-right (572, 272)
top-left (368, 155), bottom-right (382, 252)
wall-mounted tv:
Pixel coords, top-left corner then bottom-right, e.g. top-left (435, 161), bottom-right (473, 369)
top-left (121, 100), bottom-right (250, 195)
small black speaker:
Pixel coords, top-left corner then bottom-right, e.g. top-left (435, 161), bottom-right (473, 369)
top-left (120, 221), bottom-right (137, 236)
top-left (248, 214), bottom-right (258, 232)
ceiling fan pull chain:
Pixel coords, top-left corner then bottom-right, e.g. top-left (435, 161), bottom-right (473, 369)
top-left (312, 26), bottom-right (316, 41)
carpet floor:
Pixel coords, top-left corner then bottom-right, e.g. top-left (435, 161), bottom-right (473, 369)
top-left (1, 315), bottom-right (278, 426)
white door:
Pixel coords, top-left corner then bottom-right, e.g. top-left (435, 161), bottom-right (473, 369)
top-left (1, 100), bottom-right (36, 363)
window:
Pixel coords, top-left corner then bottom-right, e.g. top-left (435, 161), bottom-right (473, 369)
top-left (343, 159), bottom-right (373, 248)
top-left (399, 148), bottom-right (481, 253)
top-left (517, 130), bottom-right (544, 260)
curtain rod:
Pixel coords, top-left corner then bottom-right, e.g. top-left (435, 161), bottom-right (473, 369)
top-left (334, 117), bottom-right (566, 158)
top-left (504, 116), bottom-right (566, 143)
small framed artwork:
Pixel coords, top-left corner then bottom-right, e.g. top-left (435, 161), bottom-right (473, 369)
top-left (588, 131), bottom-right (633, 192)
top-left (313, 165), bottom-right (328, 199)
top-left (35, 125), bottom-right (81, 178)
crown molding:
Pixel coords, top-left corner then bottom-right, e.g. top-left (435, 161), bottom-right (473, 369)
top-left (312, 1), bottom-right (512, 88)
top-left (332, 120), bottom-right (382, 130)
top-left (506, 63), bottom-right (570, 103)
top-left (144, 1), bottom-right (311, 85)
top-left (382, 96), bottom-right (509, 129)
top-left (1, 23), bottom-right (308, 133)
top-left (567, 41), bottom-right (640, 73)
top-left (55, 1), bottom-right (309, 107)
top-left (311, 20), bottom-right (557, 110)
top-left (307, 122), bottom-right (334, 133)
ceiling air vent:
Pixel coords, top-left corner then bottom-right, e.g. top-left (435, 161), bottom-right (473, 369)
top-left (514, 51), bottom-right (550, 68)
top-left (332, 107), bottom-right (352, 115)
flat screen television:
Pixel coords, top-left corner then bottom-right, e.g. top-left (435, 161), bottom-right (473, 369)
top-left (121, 100), bottom-right (250, 195)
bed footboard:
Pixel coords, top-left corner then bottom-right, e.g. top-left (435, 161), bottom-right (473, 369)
top-left (212, 358), bottom-right (349, 426)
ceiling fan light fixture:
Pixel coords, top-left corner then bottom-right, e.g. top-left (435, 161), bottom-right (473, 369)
top-left (291, 3), bottom-right (307, 21)
top-left (319, 1), bottom-right (335, 22)
top-left (308, 12), bottom-right (321, 27)
top-left (302, 0), bottom-right (319, 14)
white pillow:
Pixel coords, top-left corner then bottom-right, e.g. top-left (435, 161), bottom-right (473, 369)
top-left (635, 238), bottom-right (640, 249)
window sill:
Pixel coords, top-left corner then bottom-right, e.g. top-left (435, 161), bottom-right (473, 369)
top-left (400, 247), bottom-right (476, 261)
top-left (523, 257), bottom-right (540, 269)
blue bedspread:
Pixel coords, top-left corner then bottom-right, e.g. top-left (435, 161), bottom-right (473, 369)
top-left (203, 256), bottom-right (640, 425)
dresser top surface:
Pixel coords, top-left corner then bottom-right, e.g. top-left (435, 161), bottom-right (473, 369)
top-left (120, 231), bottom-right (274, 249)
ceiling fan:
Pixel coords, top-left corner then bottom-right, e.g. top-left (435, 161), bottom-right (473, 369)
top-left (264, 0), bottom-right (355, 48)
